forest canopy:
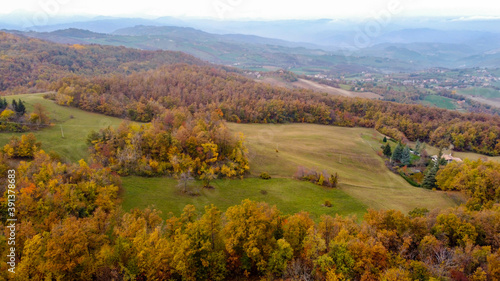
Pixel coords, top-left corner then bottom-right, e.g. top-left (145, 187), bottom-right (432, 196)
top-left (0, 146), bottom-right (499, 280)
top-left (50, 64), bottom-right (500, 156)
top-left (87, 108), bottom-right (249, 179)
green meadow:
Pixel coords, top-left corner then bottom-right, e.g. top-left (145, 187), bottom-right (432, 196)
top-left (422, 94), bottom-right (459, 110)
top-left (0, 93), bottom-right (127, 162)
top-left (1, 95), bottom-right (461, 218)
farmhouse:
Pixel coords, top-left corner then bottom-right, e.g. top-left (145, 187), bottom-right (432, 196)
top-left (431, 154), bottom-right (463, 164)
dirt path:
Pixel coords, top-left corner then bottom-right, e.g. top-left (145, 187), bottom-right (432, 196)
top-left (256, 77), bottom-right (382, 99)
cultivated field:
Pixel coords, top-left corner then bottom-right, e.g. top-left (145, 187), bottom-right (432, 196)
top-left (459, 87), bottom-right (500, 99)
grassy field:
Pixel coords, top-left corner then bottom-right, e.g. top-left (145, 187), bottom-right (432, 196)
top-left (458, 87), bottom-right (500, 99)
top-left (458, 87), bottom-right (500, 108)
top-left (339, 84), bottom-right (352, 90)
top-left (422, 95), bottom-right (458, 110)
top-left (0, 93), bottom-right (128, 162)
top-left (226, 123), bottom-right (459, 213)
top-left (121, 177), bottom-right (367, 220)
top-left (1, 96), bottom-right (462, 218)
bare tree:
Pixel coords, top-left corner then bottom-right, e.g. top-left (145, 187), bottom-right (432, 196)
top-left (177, 170), bottom-right (194, 194)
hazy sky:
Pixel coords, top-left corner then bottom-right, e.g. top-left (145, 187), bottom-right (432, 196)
top-left (2, 0), bottom-right (500, 20)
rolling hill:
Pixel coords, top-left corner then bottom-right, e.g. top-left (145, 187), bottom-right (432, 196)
top-left (12, 27), bottom-right (423, 73)
top-left (0, 31), bottom-right (205, 93)
top-left (13, 24), bottom-right (500, 73)
top-left (0, 94), bottom-right (460, 218)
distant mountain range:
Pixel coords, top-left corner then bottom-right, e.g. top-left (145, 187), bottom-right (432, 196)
top-left (2, 15), bottom-right (500, 73)
top-left (4, 15), bottom-right (500, 43)
top-left (355, 41), bottom-right (500, 68)
top-left (6, 27), bottom-right (415, 73)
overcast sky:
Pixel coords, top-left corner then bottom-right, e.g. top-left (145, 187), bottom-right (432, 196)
top-left (2, 0), bottom-right (500, 20)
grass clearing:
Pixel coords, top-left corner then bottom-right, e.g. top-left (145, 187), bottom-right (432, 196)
top-left (121, 177), bottom-right (367, 220)
top-left (422, 95), bottom-right (458, 110)
top-left (339, 84), bottom-right (352, 90)
top-left (0, 93), bottom-right (128, 162)
top-left (226, 123), bottom-right (458, 213)
top-left (0, 97), bottom-right (461, 216)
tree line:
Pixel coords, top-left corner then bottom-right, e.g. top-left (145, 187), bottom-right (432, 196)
top-left (0, 32), bottom-right (205, 94)
top-left (437, 159), bottom-right (500, 211)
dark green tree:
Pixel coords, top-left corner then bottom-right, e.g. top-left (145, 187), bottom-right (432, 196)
top-left (383, 136), bottom-right (387, 143)
top-left (401, 146), bottom-right (411, 166)
top-left (422, 162), bottom-right (439, 189)
top-left (391, 143), bottom-right (403, 162)
top-left (415, 140), bottom-right (422, 154)
top-left (0, 98), bottom-right (7, 109)
top-left (16, 99), bottom-right (26, 115)
top-left (422, 151), bottom-right (442, 189)
top-left (383, 143), bottom-right (392, 157)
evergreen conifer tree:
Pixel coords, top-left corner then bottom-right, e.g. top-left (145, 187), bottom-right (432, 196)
top-left (422, 149), bottom-right (442, 189)
top-left (0, 98), bottom-right (7, 109)
top-left (402, 146), bottom-right (411, 166)
top-left (415, 140), bottom-right (421, 153)
top-left (422, 161), bottom-right (439, 189)
top-left (17, 99), bottom-right (26, 115)
top-left (391, 143), bottom-right (403, 162)
top-left (383, 143), bottom-right (392, 157)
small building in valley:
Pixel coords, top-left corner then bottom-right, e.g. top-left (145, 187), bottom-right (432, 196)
top-left (431, 154), bottom-right (463, 164)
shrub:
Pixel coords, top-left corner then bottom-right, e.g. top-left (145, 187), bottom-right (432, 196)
top-left (294, 166), bottom-right (339, 187)
top-left (43, 92), bottom-right (56, 100)
top-left (324, 200), bottom-right (332, 207)
top-left (260, 172), bottom-right (271, 180)
top-left (3, 133), bottom-right (41, 159)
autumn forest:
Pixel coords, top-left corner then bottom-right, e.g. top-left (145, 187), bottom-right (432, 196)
top-left (0, 30), bottom-right (500, 281)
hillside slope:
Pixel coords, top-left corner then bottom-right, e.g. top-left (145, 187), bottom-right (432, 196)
top-left (0, 95), bottom-right (458, 215)
top-left (0, 31), bottom-right (205, 93)
top-left (227, 123), bottom-right (459, 212)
